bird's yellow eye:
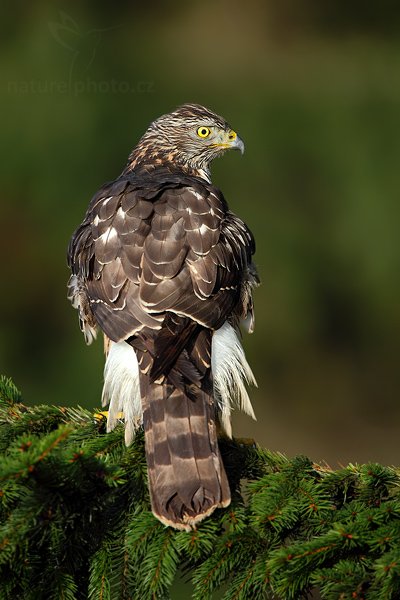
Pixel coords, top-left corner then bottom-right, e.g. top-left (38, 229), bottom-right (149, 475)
top-left (197, 126), bottom-right (211, 138)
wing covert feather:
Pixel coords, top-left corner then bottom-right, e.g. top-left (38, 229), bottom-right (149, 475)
top-left (68, 171), bottom-right (256, 342)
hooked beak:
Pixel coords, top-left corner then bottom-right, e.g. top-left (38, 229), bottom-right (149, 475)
top-left (210, 130), bottom-right (245, 154)
top-left (232, 134), bottom-right (245, 154)
top-left (226, 130), bottom-right (244, 154)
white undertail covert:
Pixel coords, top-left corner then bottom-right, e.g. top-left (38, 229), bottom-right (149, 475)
top-left (211, 321), bottom-right (257, 437)
top-left (102, 341), bottom-right (141, 445)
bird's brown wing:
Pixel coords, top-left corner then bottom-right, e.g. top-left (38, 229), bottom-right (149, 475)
top-left (68, 170), bottom-right (256, 365)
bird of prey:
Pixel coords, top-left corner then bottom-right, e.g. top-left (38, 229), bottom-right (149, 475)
top-left (67, 104), bottom-right (259, 531)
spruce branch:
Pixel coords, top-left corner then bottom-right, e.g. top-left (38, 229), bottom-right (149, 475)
top-left (1, 375), bottom-right (400, 599)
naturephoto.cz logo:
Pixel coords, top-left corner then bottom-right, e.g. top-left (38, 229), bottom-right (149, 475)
top-left (8, 79), bottom-right (155, 95)
top-left (7, 12), bottom-right (154, 96)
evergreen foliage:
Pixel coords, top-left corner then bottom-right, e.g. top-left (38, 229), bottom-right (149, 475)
top-left (0, 374), bottom-right (399, 599)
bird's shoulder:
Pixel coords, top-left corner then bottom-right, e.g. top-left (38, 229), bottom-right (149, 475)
top-left (68, 166), bottom-right (230, 264)
top-left (88, 166), bottom-right (229, 216)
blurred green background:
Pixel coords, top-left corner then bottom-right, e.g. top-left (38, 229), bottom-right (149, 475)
top-left (1, 1), bottom-right (400, 469)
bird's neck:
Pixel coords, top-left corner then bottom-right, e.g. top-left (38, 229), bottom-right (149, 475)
top-left (123, 141), bottom-right (211, 183)
top-left (192, 167), bottom-right (211, 183)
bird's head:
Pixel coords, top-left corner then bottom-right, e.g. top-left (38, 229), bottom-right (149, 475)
top-left (126, 103), bottom-right (244, 179)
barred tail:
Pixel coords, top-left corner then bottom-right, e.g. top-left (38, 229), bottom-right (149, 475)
top-left (141, 376), bottom-right (231, 531)
top-left (102, 321), bottom-right (256, 530)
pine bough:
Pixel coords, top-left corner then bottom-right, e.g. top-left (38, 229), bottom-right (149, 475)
top-left (0, 375), bottom-right (399, 600)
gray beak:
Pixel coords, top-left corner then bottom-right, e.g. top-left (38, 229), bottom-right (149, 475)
top-left (233, 135), bottom-right (245, 154)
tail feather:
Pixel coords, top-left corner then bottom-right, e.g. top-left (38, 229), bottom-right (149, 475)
top-left (102, 322), bottom-right (256, 530)
top-left (142, 376), bottom-right (230, 531)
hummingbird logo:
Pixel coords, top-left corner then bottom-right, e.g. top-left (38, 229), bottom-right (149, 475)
top-left (48, 12), bottom-right (115, 85)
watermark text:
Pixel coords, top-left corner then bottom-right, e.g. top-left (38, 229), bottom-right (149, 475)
top-left (7, 78), bottom-right (155, 96)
